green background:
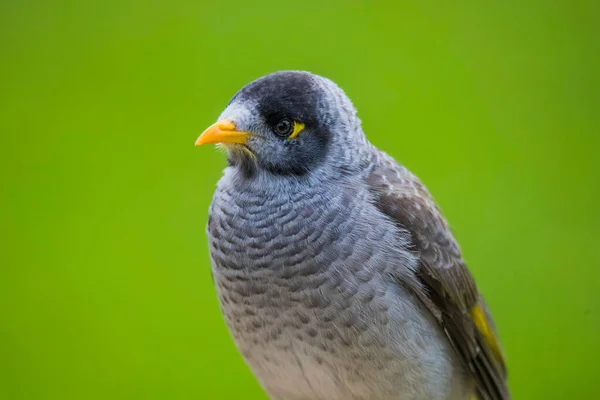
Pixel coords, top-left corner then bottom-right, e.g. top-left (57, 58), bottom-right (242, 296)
top-left (1, 0), bottom-right (599, 399)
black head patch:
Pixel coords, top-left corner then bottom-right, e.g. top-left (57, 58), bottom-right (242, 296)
top-left (228, 71), bottom-right (333, 176)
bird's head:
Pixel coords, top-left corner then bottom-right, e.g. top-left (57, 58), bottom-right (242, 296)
top-left (195, 71), bottom-right (368, 176)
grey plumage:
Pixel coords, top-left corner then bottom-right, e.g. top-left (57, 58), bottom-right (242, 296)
top-left (197, 71), bottom-right (509, 400)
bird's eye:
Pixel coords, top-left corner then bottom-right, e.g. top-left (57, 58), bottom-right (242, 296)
top-left (274, 119), bottom-right (294, 137)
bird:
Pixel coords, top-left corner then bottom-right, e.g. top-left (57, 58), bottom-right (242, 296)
top-left (195, 71), bottom-right (509, 400)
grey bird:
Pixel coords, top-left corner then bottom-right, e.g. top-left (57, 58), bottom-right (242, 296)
top-left (195, 71), bottom-right (509, 400)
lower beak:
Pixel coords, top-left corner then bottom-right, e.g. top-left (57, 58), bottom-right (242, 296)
top-left (195, 119), bottom-right (250, 146)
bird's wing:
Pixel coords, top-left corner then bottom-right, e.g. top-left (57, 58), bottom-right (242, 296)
top-left (366, 152), bottom-right (509, 400)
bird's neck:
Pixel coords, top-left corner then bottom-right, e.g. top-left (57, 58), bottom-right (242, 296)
top-left (224, 164), bottom-right (340, 196)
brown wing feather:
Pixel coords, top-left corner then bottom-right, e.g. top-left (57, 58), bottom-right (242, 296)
top-left (367, 152), bottom-right (509, 400)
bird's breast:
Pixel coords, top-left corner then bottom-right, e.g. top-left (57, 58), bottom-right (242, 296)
top-left (206, 178), bottom-right (411, 339)
top-left (205, 180), bottom-right (466, 399)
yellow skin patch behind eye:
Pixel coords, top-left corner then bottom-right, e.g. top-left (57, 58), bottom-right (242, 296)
top-left (471, 304), bottom-right (505, 365)
top-left (288, 122), bottom-right (305, 139)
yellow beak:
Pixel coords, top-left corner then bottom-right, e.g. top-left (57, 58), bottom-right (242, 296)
top-left (195, 119), bottom-right (250, 146)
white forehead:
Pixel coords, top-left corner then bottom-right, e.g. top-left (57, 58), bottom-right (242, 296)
top-left (218, 100), bottom-right (256, 128)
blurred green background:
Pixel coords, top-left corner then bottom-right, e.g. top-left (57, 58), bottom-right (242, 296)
top-left (1, 0), bottom-right (599, 399)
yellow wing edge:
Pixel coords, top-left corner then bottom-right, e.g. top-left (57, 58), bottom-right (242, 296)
top-left (470, 304), bottom-right (505, 367)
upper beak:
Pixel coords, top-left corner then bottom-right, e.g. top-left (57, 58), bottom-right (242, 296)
top-left (195, 119), bottom-right (250, 146)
